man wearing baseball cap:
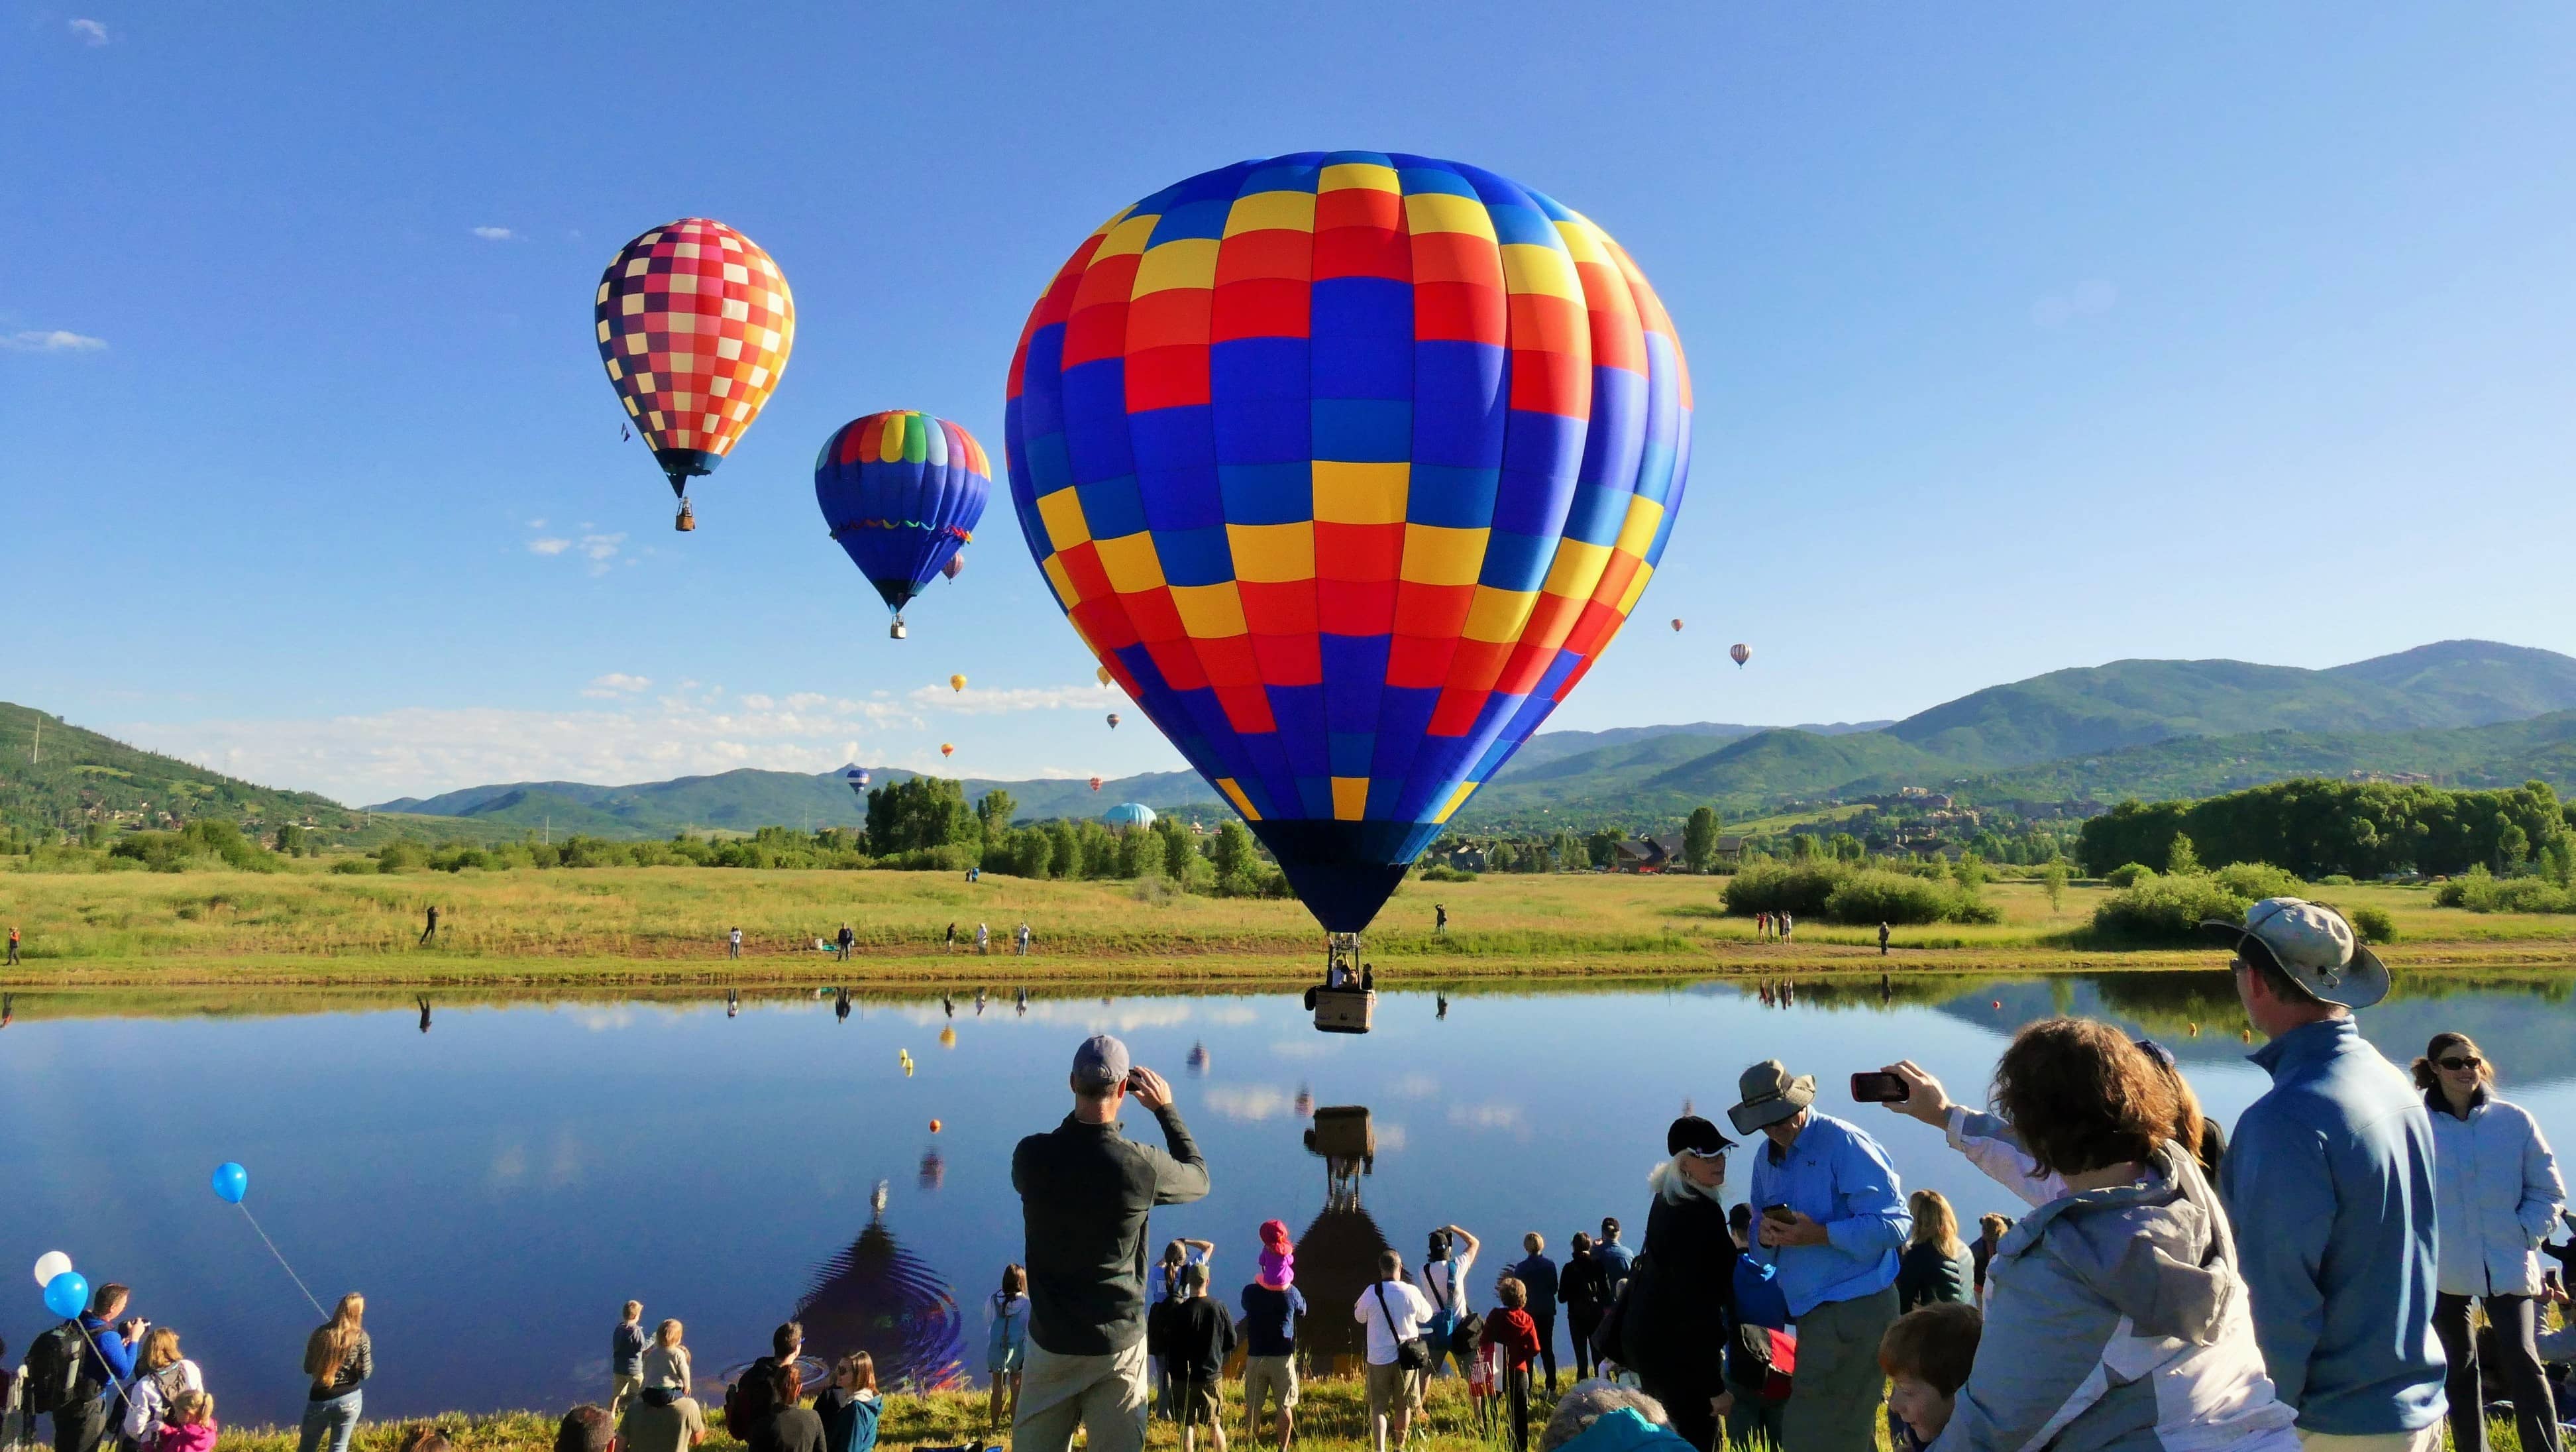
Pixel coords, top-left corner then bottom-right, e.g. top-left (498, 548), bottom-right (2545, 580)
top-left (1010, 1034), bottom-right (1210, 1452)
top-left (2209, 898), bottom-right (2444, 1450)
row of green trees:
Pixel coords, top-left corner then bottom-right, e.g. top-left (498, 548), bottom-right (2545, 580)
top-left (2078, 779), bottom-right (2575, 880)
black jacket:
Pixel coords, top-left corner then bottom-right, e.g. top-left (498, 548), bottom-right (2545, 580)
top-left (1627, 1191), bottom-right (1739, 1406)
top-left (1012, 1105), bottom-right (1210, 1355)
top-left (1558, 1251), bottom-right (1609, 1314)
top-left (1512, 1254), bottom-right (1559, 1315)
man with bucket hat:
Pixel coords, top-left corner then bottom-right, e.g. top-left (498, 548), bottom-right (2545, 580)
top-left (1012, 1034), bottom-right (1210, 1452)
top-left (1733, 1060), bottom-right (1909, 1452)
top-left (2208, 898), bottom-right (2445, 1451)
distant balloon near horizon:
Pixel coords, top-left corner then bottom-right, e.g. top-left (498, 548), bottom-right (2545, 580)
top-left (1006, 151), bottom-right (1689, 935)
top-left (1671, 619), bottom-right (1683, 632)
top-left (1731, 643), bottom-right (1751, 668)
top-left (814, 411), bottom-right (989, 632)
top-left (1089, 775), bottom-right (1104, 793)
top-left (1095, 665), bottom-right (1114, 687)
top-left (844, 767), bottom-right (871, 801)
top-left (1106, 712), bottom-right (1121, 730)
top-left (949, 674), bottom-right (967, 693)
top-left (939, 743), bottom-right (954, 759)
top-left (942, 552), bottom-right (965, 580)
top-left (1101, 802), bottom-right (1157, 830)
top-left (596, 218), bottom-right (794, 531)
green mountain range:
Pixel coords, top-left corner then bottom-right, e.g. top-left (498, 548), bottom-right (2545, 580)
top-left (11, 639), bottom-right (2576, 844)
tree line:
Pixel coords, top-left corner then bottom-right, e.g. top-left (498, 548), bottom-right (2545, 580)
top-left (2078, 778), bottom-right (2575, 881)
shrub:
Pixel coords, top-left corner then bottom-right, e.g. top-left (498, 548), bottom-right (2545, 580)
top-left (1821, 869), bottom-right (2000, 926)
top-left (877, 844), bottom-right (982, 873)
top-left (2316, 873), bottom-right (2355, 887)
top-left (2212, 862), bottom-right (2302, 902)
top-left (374, 841), bottom-right (429, 873)
top-left (1722, 861), bottom-right (1851, 918)
top-left (328, 857), bottom-right (376, 875)
top-left (2343, 904), bottom-right (2398, 944)
top-left (2103, 863), bottom-right (2155, 889)
top-left (2092, 873), bottom-right (2253, 943)
top-left (2435, 865), bottom-right (2575, 913)
top-left (1419, 864), bottom-right (1478, 883)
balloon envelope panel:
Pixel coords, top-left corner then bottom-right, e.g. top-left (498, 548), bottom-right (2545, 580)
top-left (1004, 152), bottom-right (1690, 931)
top-left (596, 218), bottom-right (794, 486)
top-left (816, 412), bottom-right (991, 613)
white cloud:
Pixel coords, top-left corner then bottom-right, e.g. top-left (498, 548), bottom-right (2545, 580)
top-left (908, 683), bottom-right (1121, 716)
top-left (527, 537), bottom-right (571, 556)
top-left (3, 329), bottom-right (107, 353)
top-left (527, 518), bottom-right (548, 530)
top-left (68, 18), bottom-right (107, 44)
top-left (1394, 1073), bottom-right (1440, 1099)
top-left (581, 673), bottom-right (652, 699)
top-left (1447, 1101), bottom-right (1525, 1131)
top-left (2032, 280), bottom-right (2118, 329)
top-left (1203, 1085), bottom-right (1296, 1121)
top-left (470, 226), bottom-right (515, 241)
top-left (525, 531), bottom-right (623, 574)
top-left (738, 693), bottom-right (775, 710)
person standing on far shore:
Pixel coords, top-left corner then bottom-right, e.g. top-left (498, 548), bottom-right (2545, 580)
top-left (1017, 922), bottom-right (1033, 956)
top-left (7, 924), bottom-right (19, 964)
top-left (728, 928), bottom-right (741, 960)
top-left (977, 922), bottom-right (990, 956)
top-left (418, 905), bottom-right (438, 946)
top-left (1879, 922), bottom-right (1890, 956)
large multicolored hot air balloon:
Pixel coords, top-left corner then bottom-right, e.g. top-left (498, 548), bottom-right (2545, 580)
top-left (1006, 152), bottom-right (1689, 936)
top-left (596, 218), bottom-right (794, 531)
top-left (815, 411), bottom-right (988, 637)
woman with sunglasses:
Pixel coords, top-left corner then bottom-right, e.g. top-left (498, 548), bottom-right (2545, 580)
top-left (2417, 1031), bottom-right (2567, 1452)
top-left (1615, 1115), bottom-right (1741, 1452)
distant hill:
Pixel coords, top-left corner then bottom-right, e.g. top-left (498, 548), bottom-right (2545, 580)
top-left (1501, 719), bottom-right (1890, 772)
top-left (1958, 710), bottom-right (2576, 803)
top-left (2323, 640), bottom-right (2576, 721)
top-left (0, 703), bottom-right (347, 836)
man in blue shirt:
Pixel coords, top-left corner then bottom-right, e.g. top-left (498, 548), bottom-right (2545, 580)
top-left (56, 1281), bottom-right (139, 1452)
top-left (1238, 1268), bottom-right (1305, 1452)
top-left (1593, 1217), bottom-right (1635, 1300)
top-left (1733, 1060), bottom-right (1909, 1452)
top-left (2210, 898), bottom-right (2445, 1451)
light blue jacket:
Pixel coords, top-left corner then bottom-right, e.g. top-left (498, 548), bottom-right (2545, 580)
top-left (2426, 1089), bottom-right (2564, 1297)
top-left (1745, 1110), bottom-right (1909, 1317)
top-left (2220, 1017), bottom-right (2445, 1437)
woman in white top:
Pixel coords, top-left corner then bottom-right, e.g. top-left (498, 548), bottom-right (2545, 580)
top-left (2418, 1031), bottom-right (2566, 1452)
top-left (123, 1326), bottom-right (205, 1446)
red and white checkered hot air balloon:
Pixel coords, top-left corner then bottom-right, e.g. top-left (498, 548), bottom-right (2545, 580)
top-left (596, 218), bottom-right (795, 531)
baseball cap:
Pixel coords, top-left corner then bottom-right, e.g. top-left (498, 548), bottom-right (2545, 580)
top-left (2201, 897), bottom-right (2390, 1009)
top-left (1072, 1033), bottom-right (1131, 1091)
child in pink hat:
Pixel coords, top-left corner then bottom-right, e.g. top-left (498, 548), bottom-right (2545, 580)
top-left (1257, 1219), bottom-right (1295, 1288)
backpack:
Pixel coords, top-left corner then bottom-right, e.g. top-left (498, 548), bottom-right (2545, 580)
top-left (25, 1320), bottom-right (86, 1416)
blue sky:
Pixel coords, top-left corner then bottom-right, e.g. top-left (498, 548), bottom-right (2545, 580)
top-left (9, 3), bottom-right (2572, 804)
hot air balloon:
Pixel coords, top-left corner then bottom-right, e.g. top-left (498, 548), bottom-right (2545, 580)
top-left (1096, 665), bottom-right (1114, 687)
top-left (1731, 643), bottom-right (1751, 668)
top-left (815, 411), bottom-right (989, 638)
top-left (596, 219), bottom-right (794, 531)
top-left (1106, 713), bottom-right (1121, 730)
top-left (1090, 776), bottom-right (1104, 793)
top-left (1005, 152), bottom-right (1689, 944)
top-left (942, 552), bottom-right (965, 580)
top-left (949, 674), bottom-right (967, 693)
top-left (939, 743), bottom-right (955, 759)
top-left (844, 767), bottom-right (871, 802)
top-left (1671, 619), bottom-right (1683, 632)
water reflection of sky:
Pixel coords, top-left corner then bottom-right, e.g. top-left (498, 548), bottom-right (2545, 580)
top-left (3, 975), bottom-right (2572, 1425)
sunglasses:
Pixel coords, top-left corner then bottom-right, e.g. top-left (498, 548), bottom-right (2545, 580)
top-left (2438, 1055), bottom-right (2483, 1072)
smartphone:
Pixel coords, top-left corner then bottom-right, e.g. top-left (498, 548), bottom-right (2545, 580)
top-left (1760, 1203), bottom-right (1797, 1225)
top-left (1850, 1071), bottom-right (1909, 1104)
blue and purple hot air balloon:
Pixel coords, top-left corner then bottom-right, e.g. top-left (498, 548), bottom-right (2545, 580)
top-left (816, 411), bottom-right (991, 638)
top-left (1004, 152), bottom-right (1690, 935)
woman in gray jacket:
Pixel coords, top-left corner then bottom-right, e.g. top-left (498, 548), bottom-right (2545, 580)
top-left (2418, 1031), bottom-right (2567, 1452)
top-left (1884, 1021), bottom-right (2300, 1452)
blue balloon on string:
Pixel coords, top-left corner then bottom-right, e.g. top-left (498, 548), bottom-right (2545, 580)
top-left (211, 1162), bottom-right (247, 1205)
top-left (43, 1270), bottom-right (89, 1320)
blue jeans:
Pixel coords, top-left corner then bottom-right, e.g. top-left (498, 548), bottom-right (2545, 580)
top-left (299, 1390), bottom-right (361, 1452)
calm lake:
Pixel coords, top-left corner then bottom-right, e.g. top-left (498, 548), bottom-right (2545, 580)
top-left (5, 972), bottom-right (2573, 1426)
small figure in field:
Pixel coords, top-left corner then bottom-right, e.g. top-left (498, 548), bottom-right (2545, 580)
top-left (1778, 911), bottom-right (1794, 943)
top-left (416, 995), bottom-right (431, 1034)
top-left (1879, 921), bottom-right (1890, 956)
top-left (975, 922), bottom-right (989, 956)
top-left (836, 923), bottom-right (855, 962)
top-left (945, 922), bottom-right (957, 954)
top-left (1435, 904), bottom-right (1448, 932)
top-left (419, 904), bottom-right (439, 946)
top-left (7, 924), bottom-right (19, 964)
top-left (729, 927), bottom-right (742, 960)
top-left (986, 1265), bottom-right (1030, 1433)
top-left (1755, 911), bottom-right (1770, 942)
top-left (1016, 922), bottom-right (1032, 956)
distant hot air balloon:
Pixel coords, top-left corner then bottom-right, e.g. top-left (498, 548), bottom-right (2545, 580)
top-left (815, 411), bottom-right (989, 637)
top-left (844, 767), bottom-right (871, 801)
top-left (942, 552), bottom-right (964, 580)
top-left (1671, 619), bottom-right (1684, 632)
top-left (1096, 665), bottom-right (1114, 687)
top-left (1106, 713), bottom-right (1121, 730)
top-left (939, 743), bottom-right (955, 759)
top-left (1089, 776), bottom-right (1104, 793)
top-left (949, 674), bottom-right (967, 693)
top-left (1006, 152), bottom-right (1688, 940)
top-left (1731, 643), bottom-right (1751, 668)
top-left (596, 219), bottom-right (794, 532)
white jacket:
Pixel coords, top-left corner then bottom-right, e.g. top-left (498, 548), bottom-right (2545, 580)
top-left (2427, 1090), bottom-right (2564, 1297)
top-left (122, 1359), bottom-right (203, 1443)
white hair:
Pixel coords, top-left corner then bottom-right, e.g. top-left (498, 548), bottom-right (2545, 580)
top-left (1541, 1382), bottom-right (1670, 1452)
top-left (1648, 1155), bottom-right (1725, 1205)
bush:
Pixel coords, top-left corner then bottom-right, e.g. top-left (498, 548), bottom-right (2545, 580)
top-left (2434, 865), bottom-right (2575, 913)
top-left (328, 857), bottom-right (377, 875)
top-left (2092, 873), bottom-right (2253, 943)
top-left (1822, 869), bottom-right (2001, 926)
top-left (877, 844), bottom-right (982, 873)
top-left (1419, 864), bottom-right (1478, 883)
top-left (1723, 862), bottom-right (1851, 918)
top-left (2103, 862), bottom-right (2155, 889)
top-left (2212, 862), bottom-right (2302, 902)
top-left (2343, 904), bottom-right (2398, 944)
top-left (2316, 873), bottom-right (2356, 887)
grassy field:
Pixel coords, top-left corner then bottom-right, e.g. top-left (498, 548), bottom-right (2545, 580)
top-left (3, 865), bottom-right (2569, 987)
top-left (203, 1374), bottom-right (2553, 1452)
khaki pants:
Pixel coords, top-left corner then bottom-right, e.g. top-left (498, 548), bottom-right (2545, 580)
top-left (2297, 1428), bottom-right (2443, 1452)
top-left (1244, 1355), bottom-right (1299, 1426)
top-left (610, 1374), bottom-right (642, 1420)
top-left (1779, 1284), bottom-right (1898, 1452)
top-left (1014, 1339), bottom-right (1150, 1452)
top-left (1364, 1361), bottom-right (1422, 1432)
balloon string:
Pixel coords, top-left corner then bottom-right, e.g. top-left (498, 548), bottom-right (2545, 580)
top-left (72, 1321), bottom-right (135, 1412)
top-left (238, 1202), bottom-right (327, 1318)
